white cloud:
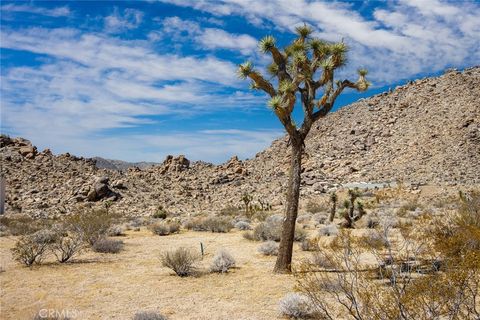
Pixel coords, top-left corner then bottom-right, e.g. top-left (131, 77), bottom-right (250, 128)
top-left (0, 3), bottom-right (70, 17)
top-left (104, 8), bottom-right (144, 33)
top-left (198, 28), bottom-right (257, 54)
top-left (155, 16), bottom-right (257, 54)
top-left (0, 26), bottom-right (266, 162)
top-left (159, 0), bottom-right (480, 84)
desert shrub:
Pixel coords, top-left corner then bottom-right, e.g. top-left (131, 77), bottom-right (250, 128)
top-left (242, 231), bottom-right (255, 240)
top-left (184, 216), bottom-right (232, 233)
top-left (202, 216), bottom-right (233, 233)
top-left (297, 214), bottom-right (312, 224)
top-left (301, 238), bottom-right (319, 252)
top-left (366, 216), bottom-right (379, 229)
top-left (295, 192), bottom-right (480, 320)
top-left (310, 251), bottom-right (337, 269)
top-left (108, 225), bottom-right (125, 236)
top-left (210, 249), bottom-right (236, 273)
top-left (65, 208), bottom-right (116, 246)
top-left (50, 229), bottom-right (85, 263)
top-left (278, 293), bottom-right (316, 319)
top-left (0, 216), bottom-right (52, 236)
top-left (252, 219), bottom-right (306, 242)
top-left (0, 224), bottom-right (8, 237)
top-left (397, 199), bottom-right (421, 217)
top-left (152, 206), bottom-right (168, 219)
top-left (312, 213), bottom-right (328, 225)
top-left (253, 221), bottom-right (281, 241)
top-left (11, 231), bottom-right (51, 266)
top-left (32, 228), bottom-right (58, 244)
top-left (294, 228), bottom-right (308, 242)
top-left (258, 241), bottom-right (279, 256)
top-left (150, 222), bottom-right (180, 236)
top-left (305, 200), bottom-right (327, 214)
top-left (133, 311), bottom-right (168, 320)
top-left (161, 247), bottom-right (199, 277)
top-left (234, 221), bottom-right (251, 230)
top-left (92, 238), bottom-right (124, 254)
top-left (318, 224), bottom-right (338, 237)
top-left (219, 205), bottom-right (241, 216)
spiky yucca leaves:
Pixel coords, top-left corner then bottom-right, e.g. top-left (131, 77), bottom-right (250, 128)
top-left (259, 35), bottom-right (276, 53)
top-left (268, 95), bottom-right (282, 109)
top-left (356, 68), bottom-right (370, 91)
top-left (279, 79), bottom-right (295, 94)
top-left (237, 61), bottom-right (253, 79)
top-left (295, 24), bottom-right (313, 39)
top-left (267, 62), bottom-right (279, 76)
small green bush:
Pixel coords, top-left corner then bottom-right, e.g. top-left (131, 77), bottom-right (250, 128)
top-left (65, 208), bottom-right (116, 246)
top-left (152, 206), bottom-right (168, 219)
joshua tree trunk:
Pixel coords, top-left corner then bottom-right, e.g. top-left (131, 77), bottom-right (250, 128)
top-left (274, 139), bottom-right (303, 273)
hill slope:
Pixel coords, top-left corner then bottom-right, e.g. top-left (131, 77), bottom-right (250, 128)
top-left (1, 67), bottom-right (479, 218)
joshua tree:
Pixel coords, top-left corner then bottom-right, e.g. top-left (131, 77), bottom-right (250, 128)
top-left (328, 192), bottom-right (338, 222)
top-left (237, 25), bottom-right (370, 273)
top-left (241, 193), bottom-right (253, 217)
top-left (342, 188), bottom-right (365, 228)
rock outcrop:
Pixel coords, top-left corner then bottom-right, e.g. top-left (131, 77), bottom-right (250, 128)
top-left (1, 67), bottom-right (479, 218)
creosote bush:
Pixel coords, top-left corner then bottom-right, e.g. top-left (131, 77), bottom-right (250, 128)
top-left (133, 311), bottom-right (168, 320)
top-left (92, 238), bottom-right (124, 254)
top-left (251, 219), bottom-right (306, 242)
top-left (278, 293), bottom-right (316, 319)
top-left (210, 249), bottom-right (236, 273)
top-left (184, 216), bottom-right (232, 233)
top-left (12, 234), bottom-right (49, 267)
top-left (258, 241), bottom-right (279, 256)
top-left (50, 227), bottom-right (85, 263)
top-left (294, 190), bottom-right (480, 320)
top-left (161, 247), bottom-right (200, 277)
top-left (65, 208), bottom-right (116, 246)
top-left (150, 222), bottom-right (180, 236)
top-left (11, 231), bottom-right (51, 266)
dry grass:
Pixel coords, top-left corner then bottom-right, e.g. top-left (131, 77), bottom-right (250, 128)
top-left (0, 228), bottom-right (309, 319)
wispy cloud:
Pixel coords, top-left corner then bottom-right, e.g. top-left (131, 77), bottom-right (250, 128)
top-left (0, 3), bottom-right (71, 17)
top-left (0, 26), bottom-right (264, 161)
top-left (104, 8), bottom-right (144, 33)
top-left (153, 16), bottom-right (258, 54)
top-left (159, 0), bottom-right (480, 83)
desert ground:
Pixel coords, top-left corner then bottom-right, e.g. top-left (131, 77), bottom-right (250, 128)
top-left (0, 228), bottom-right (308, 319)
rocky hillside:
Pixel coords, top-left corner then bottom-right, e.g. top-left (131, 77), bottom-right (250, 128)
top-left (1, 67), bottom-right (479, 218)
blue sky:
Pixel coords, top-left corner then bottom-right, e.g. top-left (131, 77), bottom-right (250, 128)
top-left (1, 0), bottom-right (479, 163)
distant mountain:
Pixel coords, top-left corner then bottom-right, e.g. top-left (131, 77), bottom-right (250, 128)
top-left (92, 157), bottom-right (159, 171)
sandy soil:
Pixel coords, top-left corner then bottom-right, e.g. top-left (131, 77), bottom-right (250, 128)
top-left (0, 228), bottom-right (312, 320)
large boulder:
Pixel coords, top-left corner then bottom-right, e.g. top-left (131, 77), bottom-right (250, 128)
top-left (85, 176), bottom-right (119, 202)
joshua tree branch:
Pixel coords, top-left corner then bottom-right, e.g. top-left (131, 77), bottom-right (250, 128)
top-left (249, 71), bottom-right (276, 97)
